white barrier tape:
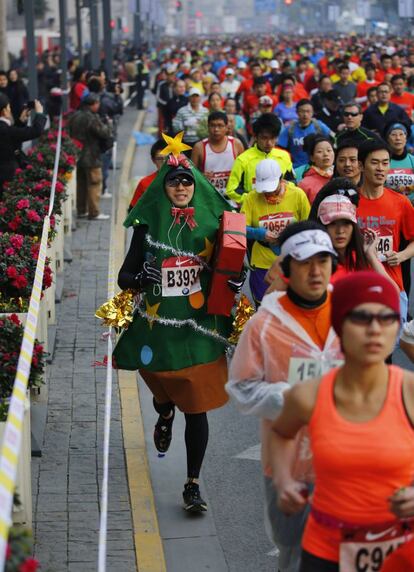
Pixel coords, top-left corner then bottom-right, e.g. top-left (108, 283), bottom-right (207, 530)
top-left (0, 112), bottom-right (63, 570)
top-left (0, 216), bottom-right (50, 568)
top-left (48, 113), bottom-right (63, 217)
top-left (98, 139), bottom-right (118, 572)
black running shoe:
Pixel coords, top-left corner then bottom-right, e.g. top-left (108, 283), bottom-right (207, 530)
top-left (182, 481), bottom-right (207, 513)
top-left (153, 410), bottom-right (175, 453)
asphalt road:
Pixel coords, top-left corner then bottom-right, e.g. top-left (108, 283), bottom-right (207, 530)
top-left (132, 99), bottom-right (414, 572)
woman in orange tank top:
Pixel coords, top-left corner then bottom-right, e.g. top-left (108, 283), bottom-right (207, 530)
top-left (270, 271), bottom-right (414, 572)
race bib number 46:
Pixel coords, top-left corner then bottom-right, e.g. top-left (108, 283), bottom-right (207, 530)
top-left (376, 234), bottom-right (393, 261)
top-left (161, 257), bottom-right (202, 297)
top-left (340, 525), bottom-right (413, 572)
top-left (259, 212), bottom-right (294, 235)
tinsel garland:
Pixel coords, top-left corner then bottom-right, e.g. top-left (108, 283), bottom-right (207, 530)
top-left (95, 289), bottom-right (137, 328)
top-left (228, 294), bottom-right (256, 344)
top-left (95, 290), bottom-right (256, 347)
top-left (145, 234), bottom-right (210, 269)
top-left (136, 304), bottom-right (233, 347)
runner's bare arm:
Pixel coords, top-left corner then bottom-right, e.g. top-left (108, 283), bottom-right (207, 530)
top-left (233, 137), bottom-right (244, 158)
top-left (271, 379), bottom-right (319, 438)
top-left (191, 141), bottom-right (204, 171)
top-left (386, 240), bottom-right (414, 267)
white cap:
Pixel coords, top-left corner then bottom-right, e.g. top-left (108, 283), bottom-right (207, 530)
top-left (237, 60), bottom-right (247, 69)
top-left (317, 195), bottom-right (357, 225)
top-left (255, 159), bottom-right (282, 193)
top-left (166, 63), bottom-right (177, 74)
top-left (190, 67), bottom-right (199, 74)
top-left (225, 68), bottom-right (234, 75)
top-left (270, 59), bottom-right (280, 69)
top-left (259, 95), bottom-right (274, 106)
top-left (188, 87), bottom-right (201, 96)
top-left (280, 229), bottom-right (337, 261)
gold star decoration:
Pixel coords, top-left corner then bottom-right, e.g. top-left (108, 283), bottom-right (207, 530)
top-left (159, 132), bottom-right (192, 157)
top-left (198, 238), bottom-right (215, 262)
top-left (145, 299), bottom-right (161, 330)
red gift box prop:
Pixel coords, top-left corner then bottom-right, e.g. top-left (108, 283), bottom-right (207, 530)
top-left (207, 211), bottom-right (246, 316)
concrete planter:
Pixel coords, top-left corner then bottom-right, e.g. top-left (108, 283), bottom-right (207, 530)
top-left (53, 215), bottom-right (64, 275)
top-left (0, 395), bottom-right (32, 528)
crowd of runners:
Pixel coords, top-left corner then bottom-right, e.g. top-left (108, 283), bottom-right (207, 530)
top-left (116, 34), bottom-right (414, 572)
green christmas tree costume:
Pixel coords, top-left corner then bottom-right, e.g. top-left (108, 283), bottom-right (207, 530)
top-left (113, 157), bottom-right (234, 412)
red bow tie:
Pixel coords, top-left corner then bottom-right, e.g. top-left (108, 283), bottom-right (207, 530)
top-left (171, 207), bottom-right (198, 230)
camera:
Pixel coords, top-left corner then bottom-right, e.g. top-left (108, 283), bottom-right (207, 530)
top-left (23, 100), bottom-right (35, 110)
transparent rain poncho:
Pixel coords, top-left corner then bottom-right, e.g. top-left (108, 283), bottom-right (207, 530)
top-left (226, 290), bottom-right (343, 480)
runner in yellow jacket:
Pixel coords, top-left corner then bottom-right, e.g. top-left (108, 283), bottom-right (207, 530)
top-left (225, 113), bottom-right (294, 205)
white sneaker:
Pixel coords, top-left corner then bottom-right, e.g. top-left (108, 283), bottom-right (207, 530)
top-left (78, 212), bottom-right (88, 218)
top-left (102, 192), bottom-right (112, 199)
top-left (90, 213), bottom-right (110, 221)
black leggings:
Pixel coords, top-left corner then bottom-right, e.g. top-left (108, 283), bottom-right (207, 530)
top-left (299, 551), bottom-right (339, 572)
top-left (153, 400), bottom-right (209, 479)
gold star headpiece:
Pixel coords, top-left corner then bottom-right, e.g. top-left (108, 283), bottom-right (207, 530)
top-left (159, 132), bottom-right (192, 157)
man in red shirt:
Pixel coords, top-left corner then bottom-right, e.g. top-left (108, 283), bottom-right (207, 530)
top-left (356, 139), bottom-right (414, 317)
top-left (129, 140), bottom-right (165, 210)
top-left (356, 63), bottom-right (379, 110)
top-left (391, 74), bottom-right (414, 118)
top-left (243, 77), bottom-right (272, 121)
top-left (375, 53), bottom-right (399, 83)
top-left (236, 62), bottom-right (271, 102)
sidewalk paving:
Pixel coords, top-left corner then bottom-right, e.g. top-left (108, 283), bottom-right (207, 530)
top-left (32, 107), bottom-right (140, 572)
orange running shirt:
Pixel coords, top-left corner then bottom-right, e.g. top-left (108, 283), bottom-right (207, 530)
top-left (279, 293), bottom-right (331, 349)
top-left (303, 366), bottom-right (414, 562)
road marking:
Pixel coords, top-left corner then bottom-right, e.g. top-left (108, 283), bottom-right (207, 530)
top-left (234, 443), bottom-right (261, 461)
top-left (266, 547), bottom-right (280, 557)
top-left (116, 110), bottom-right (167, 572)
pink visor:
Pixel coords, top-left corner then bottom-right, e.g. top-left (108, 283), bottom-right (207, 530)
top-left (317, 195), bottom-right (357, 225)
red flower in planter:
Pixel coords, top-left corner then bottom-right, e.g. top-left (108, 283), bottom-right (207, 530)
top-left (13, 274), bottom-right (28, 289)
top-left (10, 235), bottom-right (24, 249)
top-left (8, 216), bottom-right (22, 231)
top-left (5, 247), bottom-right (15, 256)
top-left (19, 557), bottom-right (40, 572)
top-left (16, 199), bottom-right (30, 210)
top-left (9, 314), bottom-right (20, 326)
top-left (6, 266), bottom-right (18, 279)
top-left (26, 210), bottom-right (41, 223)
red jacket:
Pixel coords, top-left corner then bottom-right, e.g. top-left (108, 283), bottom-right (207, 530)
top-left (129, 171), bottom-right (157, 209)
top-left (298, 167), bottom-right (333, 204)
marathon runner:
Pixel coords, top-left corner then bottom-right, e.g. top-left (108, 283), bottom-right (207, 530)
top-left (271, 271), bottom-right (414, 572)
top-left (225, 113), bottom-right (293, 205)
top-left (356, 139), bottom-right (414, 321)
top-left (191, 111), bottom-right (243, 197)
top-left (227, 220), bottom-right (342, 572)
top-left (242, 159), bottom-right (310, 305)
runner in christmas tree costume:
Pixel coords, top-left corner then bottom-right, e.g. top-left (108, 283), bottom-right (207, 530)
top-left (114, 132), bottom-right (243, 512)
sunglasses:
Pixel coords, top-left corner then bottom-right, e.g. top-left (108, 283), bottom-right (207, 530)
top-left (346, 310), bottom-right (400, 326)
top-left (166, 177), bottom-right (194, 188)
top-left (343, 111), bottom-right (360, 117)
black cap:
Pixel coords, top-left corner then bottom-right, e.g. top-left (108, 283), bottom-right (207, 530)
top-left (0, 93), bottom-right (9, 112)
top-left (165, 165), bottom-right (195, 183)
